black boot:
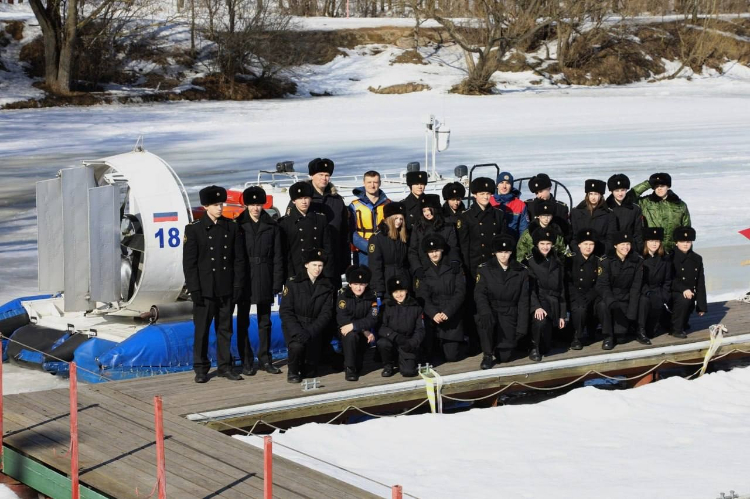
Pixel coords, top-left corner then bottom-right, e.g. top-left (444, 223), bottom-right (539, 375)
top-left (480, 354), bottom-right (493, 370)
top-left (670, 330), bottom-right (687, 339)
top-left (217, 371), bottom-right (243, 381)
top-left (570, 338), bottom-right (583, 351)
top-left (529, 347), bottom-right (541, 362)
top-left (287, 373), bottom-right (301, 383)
top-left (381, 364), bottom-right (395, 377)
top-left (602, 337), bottom-right (614, 350)
top-left (636, 329), bottom-right (652, 345)
top-left (194, 373), bottom-right (208, 383)
top-left (242, 363), bottom-right (257, 376)
top-left (345, 367), bottom-right (359, 382)
top-left (263, 363), bottom-right (282, 374)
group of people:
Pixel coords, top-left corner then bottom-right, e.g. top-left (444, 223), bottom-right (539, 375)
top-left (182, 158), bottom-right (707, 384)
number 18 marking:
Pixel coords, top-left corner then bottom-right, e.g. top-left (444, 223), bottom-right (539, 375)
top-left (155, 227), bottom-right (180, 248)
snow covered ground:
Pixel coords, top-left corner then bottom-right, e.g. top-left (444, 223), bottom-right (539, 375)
top-left (237, 365), bottom-right (750, 498)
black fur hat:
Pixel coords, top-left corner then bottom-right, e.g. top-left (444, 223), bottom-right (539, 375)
top-left (242, 186), bottom-right (267, 206)
top-left (532, 198), bottom-right (555, 217)
top-left (492, 234), bottom-right (516, 253)
top-left (387, 275), bottom-right (409, 294)
top-left (406, 171), bottom-right (428, 186)
top-left (289, 181), bottom-right (314, 201)
top-left (302, 248), bottom-right (327, 264)
top-left (345, 265), bottom-right (371, 284)
top-left (613, 231), bottom-right (633, 245)
top-left (532, 228), bottom-right (555, 245)
top-left (442, 182), bottom-right (466, 201)
top-left (420, 194), bottom-right (442, 211)
top-left (585, 179), bottom-right (606, 195)
top-left (470, 177), bottom-right (495, 194)
top-left (576, 229), bottom-right (598, 244)
top-left (383, 201), bottom-right (406, 219)
top-left (643, 227), bottom-right (664, 241)
top-left (673, 226), bottom-right (696, 242)
top-left (421, 233), bottom-right (447, 253)
top-left (607, 174), bottom-right (630, 191)
top-left (528, 173), bottom-right (552, 193)
top-left (199, 185), bottom-right (227, 206)
top-left (308, 157), bottom-right (334, 175)
top-left (649, 172), bottom-right (672, 188)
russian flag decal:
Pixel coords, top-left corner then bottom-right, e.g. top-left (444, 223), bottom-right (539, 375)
top-left (153, 212), bottom-right (179, 223)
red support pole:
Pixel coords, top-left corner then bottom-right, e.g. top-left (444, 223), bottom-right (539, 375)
top-left (392, 485), bottom-right (403, 499)
top-left (70, 362), bottom-right (79, 499)
top-left (154, 396), bottom-right (167, 499)
top-left (264, 436), bottom-right (272, 499)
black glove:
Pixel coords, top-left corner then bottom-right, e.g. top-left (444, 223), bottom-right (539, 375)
top-left (191, 291), bottom-right (204, 306)
top-left (233, 287), bottom-right (243, 303)
top-left (413, 267), bottom-right (426, 279)
top-left (450, 261), bottom-right (461, 274)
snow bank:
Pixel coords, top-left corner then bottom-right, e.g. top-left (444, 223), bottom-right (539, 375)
top-left (237, 366), bottom-right (750, 498)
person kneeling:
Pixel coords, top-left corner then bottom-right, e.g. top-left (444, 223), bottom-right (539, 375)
top-left (474, 234), bottom-right (530, 370)
top-left (377, 276), bottom-right (425, 378)
top-left (415, 234), bottom-right (466, 363)
top-left (280, 249), bottom-right (335, 383)
top-left (337, 266), bottom-right (379, 382)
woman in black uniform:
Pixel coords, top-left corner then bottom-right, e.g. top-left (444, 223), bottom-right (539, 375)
top-left (376, 276), bottom-right (425, 378)
top-left (637, 227), bottom-right (672, 344)
top-left (565, 229), bottom-right (601, 350)
top-left (409, 194), bottom-right (460, 278)
top-left (570, 179), bottom-right (616, 254)
top-left (336, 265), bottom-right (379, 382)
top-left (369, 202), bottom-right (410, 297)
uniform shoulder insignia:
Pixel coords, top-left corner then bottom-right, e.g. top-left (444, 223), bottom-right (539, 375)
top-left (569, 252), bottom-right (577, 257)
top-left (190, 219), bottom-right (200, 225)
top-left (287, 276), bottom-right (294, 281)
top-left (477, 262), bottom-right (486, 268)
top-left (285, 207), bottom-right (291, 216)
top-left (557, 200), bottom-right (567, 206)
top-left (599, 255), bottom-right (607, 261)
top-left (518, 262), bottom-right (528, 269)
top-left (338, 299), bottom-right (347, 309)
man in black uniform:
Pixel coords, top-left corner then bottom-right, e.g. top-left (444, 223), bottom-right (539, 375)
top-left (526, 173), bottom-right (570, 241)
top-left (306, 158), bottom-right (350, 288)
top-left (565, 229), bottom-right (601, 350)
top-left (402, 170), bottom-right (428, 231)
top-left (441, 181), bottom-right (466, 226)
top-left (458, 177), bottom-right (507, 276)
top-left (235, 186), bottom-right (284, 376)
top-left (278, 181), bottom-right (333, 279)
top-left (336, 265), bottom-right (379, 381)
top-left (183, 185), bottom-right (245, 383)
top-left (606, 174), bottom-right (644, 254)
top-left (670, 227), bottom-right (707, 338)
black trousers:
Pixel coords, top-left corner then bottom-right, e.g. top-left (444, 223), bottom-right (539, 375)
top-left (193, 295), bottom-right (233, 375)
top-left (531, 317), bottom-right (552, 353)
top-left (287, 334), bottom-right (323, 377)
top-left (341, 331), bottom-right (368, 371)
top-left (596, 301), bottom-right (629, 340)
top-left (377, 337), bottom-right (417, 376)
top-left (570, 300), bottom-right (598, 340)
top-left (236, 301), bottom-right (273, 367)
top-left (478, 314), bottom-right (519, 357)
top-left (441, 340), bottom-right (463, 362)
top-left (671, 292), bottom-right (695, 334)
top-left (638, 293), bottom-right (665, 336)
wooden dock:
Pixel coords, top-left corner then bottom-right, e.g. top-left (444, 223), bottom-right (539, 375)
top-left (2, 299), bottom-right (749, 498)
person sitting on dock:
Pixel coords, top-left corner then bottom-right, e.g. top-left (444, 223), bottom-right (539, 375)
top-left (402, 170), bottom-right (428, 231)
top-left (441, 181), bottom-right (466, 226)
top-left (669, 227), bottom-right (707, 339)
top-left (595, 232), bottom-right (644, 350)
top-left (565, 229), bottom-right (602, 351)
top-left (637, 227), bottom-right (672, 345)
top-left (183, 185), bottom-right (245, 383)
top-left (369, 202), bottom-right (411, 298)
top-left (336, 265), bottom-right (379, 382)
top-left (474, 234), bottom-right (530, 370)
top-left (524, 228), bottom-right (567, 362)
top-left (415, 234), bottom-right (466, 364)
top-left (516, 199), bottom-right (568, 262)
top-left (376, 276), bottom-right (425, 378)
top-left (235, 186), bottom-right (284, 376)
top-left (409, 194), bottom-right (460, 280)
top-left (279, 249), bottom-right (335, 383)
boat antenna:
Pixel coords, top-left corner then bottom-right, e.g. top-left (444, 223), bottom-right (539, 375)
top-left (133, 135), bottom-right (145, 152)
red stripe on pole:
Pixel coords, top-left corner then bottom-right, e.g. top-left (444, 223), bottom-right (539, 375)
top-left (264, 436), bottom-right (273, 499)
top-left (70, 362), bottom-right (79, 499)
top-left (740, 228), bottom-right (750, 241)
top-left (392, 485), bottom-right (403, 499)
top-left (154, 396), bottom-right (167, 499)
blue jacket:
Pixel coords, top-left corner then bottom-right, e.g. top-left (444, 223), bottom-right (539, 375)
top-left (491, 189), bottom-right (528, 239)
top-left (349, 187), bottom-right (391, 254)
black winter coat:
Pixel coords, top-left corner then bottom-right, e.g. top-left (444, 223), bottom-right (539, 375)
top-left (606, 194), bottom-right (644, 254)
top-left (474, 258), bottom-right (530, 348)
top-left (415, 259), bottom-right (466, 341)
top-left (595, 252), bottom-right (644, 320)
top-left (378, 296), bottom-right (425, 354)
top-left (641, 254), bottom-right (672, 303)
top-left (565, 252), bottom-right (600, 309)
top-left (526, 194), bottom-right (571, 242)
top-left (457, 202), bottom-right (507, 275)
top-left (408, 215), bottom-right (460, 275)
top-left (336, 287), bottom-right (379, 333)
top-left (570, 201), bottom-right (617, 254)
top-left (278, 205), bottom-right (333, 279)
top-left (368, 221), bottom-right (411, 295)
top-left (524, 248), bottom-right (567, 323)
top-left (236, 210), bottom-right (284, 304)
top-left (670, 249), bottom-right (707, 313)
top-left (401, 192), bottom-right (423, 231)
top-left (441, 201), bottom-right (466, 226)
top-left (183, 215), bottom-right (245, 298)
top-left (310, 182), bottom-right (351, 276)
top-left (279, 274), bottom-right (335, 344)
